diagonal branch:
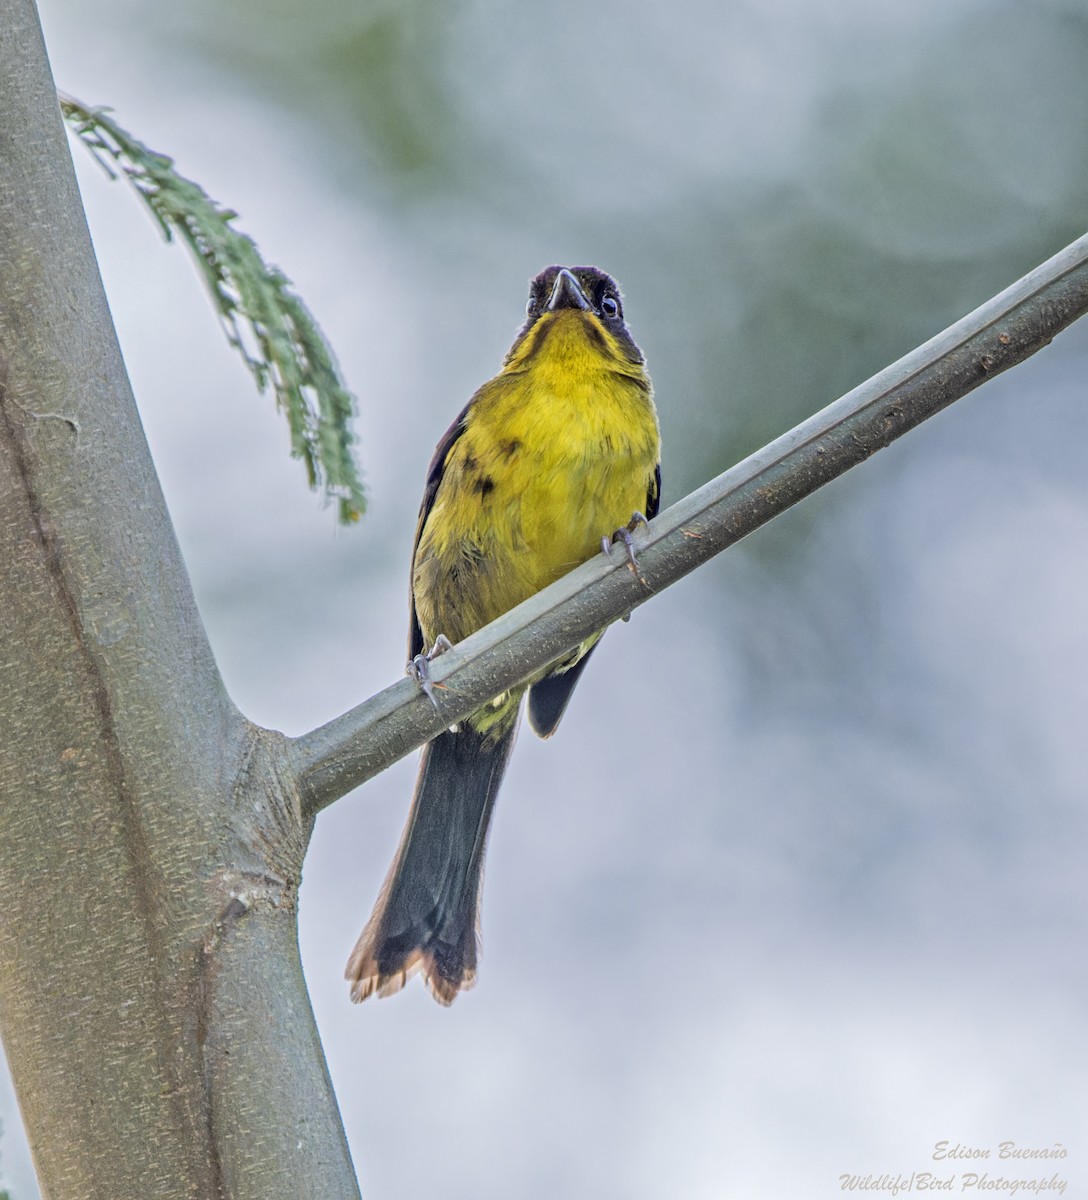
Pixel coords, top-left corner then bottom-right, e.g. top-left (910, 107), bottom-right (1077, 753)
top-left (289, 231), bottom-right (1088, 822)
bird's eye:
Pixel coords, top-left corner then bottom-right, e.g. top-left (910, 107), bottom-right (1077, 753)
top-left (601, 295), bottom-right (620, 319)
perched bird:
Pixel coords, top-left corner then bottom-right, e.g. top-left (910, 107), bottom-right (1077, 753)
top-left (345, 265), bottom-right (661, 1005)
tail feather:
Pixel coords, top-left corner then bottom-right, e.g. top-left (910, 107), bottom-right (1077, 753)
top-left (346, 716), bottom-right (519, 1005)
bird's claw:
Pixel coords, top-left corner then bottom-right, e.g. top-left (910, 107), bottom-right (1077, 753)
top-left (408, 635), bottom-right (454, 711)
top-left (603, 511), bottom-right (649, 575)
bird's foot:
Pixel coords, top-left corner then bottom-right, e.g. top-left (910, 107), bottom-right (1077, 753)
top-left (408, 634), bottom-right (455, 711)
top-left (602, 511), bottom-right (649, 577)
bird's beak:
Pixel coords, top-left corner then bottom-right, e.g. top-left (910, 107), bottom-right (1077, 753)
top-left (546, 268), bottom-right (591, 312)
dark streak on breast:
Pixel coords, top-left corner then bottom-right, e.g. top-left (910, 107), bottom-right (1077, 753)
top-left (583, 321), bottom-right (607, 353)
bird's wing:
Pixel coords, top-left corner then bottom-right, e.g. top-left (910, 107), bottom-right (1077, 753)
top-left (526, 642), bottom-right (600, 739)
top-left (646, 462), bottom-right (662, 520)
top-left (408, 402), bottom-right (471, 661)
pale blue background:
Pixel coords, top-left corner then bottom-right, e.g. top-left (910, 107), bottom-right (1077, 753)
top-left (3, 1), bottom-right (1086, 1196)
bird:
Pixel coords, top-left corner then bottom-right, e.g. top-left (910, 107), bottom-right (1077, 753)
top-left (345, 265), bottom-right (661, 1005)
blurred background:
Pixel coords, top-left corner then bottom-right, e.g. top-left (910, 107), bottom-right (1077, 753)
top-left (3, 0), bottom-right (1087, 1195)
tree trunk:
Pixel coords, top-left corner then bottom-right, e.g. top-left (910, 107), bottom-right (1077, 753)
top-left (0, 3), bottom-right (359, 1196)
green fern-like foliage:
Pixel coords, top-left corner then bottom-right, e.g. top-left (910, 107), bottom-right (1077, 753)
top-left (59, 95), bottom-right (366, 524)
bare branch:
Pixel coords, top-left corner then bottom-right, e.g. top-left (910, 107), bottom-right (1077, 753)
top-left (290, 231), bottom-right (1088, 821)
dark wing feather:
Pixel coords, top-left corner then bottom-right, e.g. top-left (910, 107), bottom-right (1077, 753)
top-left (527, 460), bottom-right (661, 739)
top-left (646, 462), bottom-right (661, 520)
top-left (409, 402), bottom-right (471, 661)
top-left (527, 643), bottom-right (599, 738)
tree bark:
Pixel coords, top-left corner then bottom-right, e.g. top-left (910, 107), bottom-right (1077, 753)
top-left (0, 3), bottom-right (359, 1196)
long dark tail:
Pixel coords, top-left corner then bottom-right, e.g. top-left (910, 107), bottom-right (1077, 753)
top-left (345, 716), bottom-right (519, 1005)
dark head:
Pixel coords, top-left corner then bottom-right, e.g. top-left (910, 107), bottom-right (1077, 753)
top-left (503, 265), bottom-right (646, 372)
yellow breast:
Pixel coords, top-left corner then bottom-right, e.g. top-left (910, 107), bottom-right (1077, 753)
top-left (413, 310), bottom-right (659, 646)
